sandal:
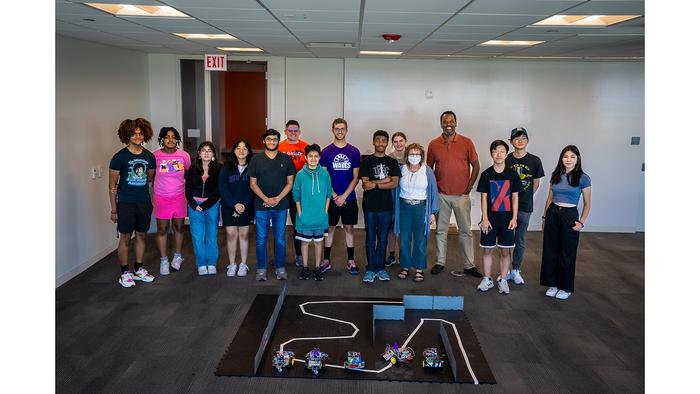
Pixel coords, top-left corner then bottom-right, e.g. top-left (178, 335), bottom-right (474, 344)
top-left (414, 270), bottom-right (424, 282)
top-left (397, 269), bottom-right (409, 280)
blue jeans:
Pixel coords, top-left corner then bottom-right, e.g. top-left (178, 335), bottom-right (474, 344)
top-left (399, 200), bottom-right (428, 270)
top-left (512, 211), bottom-right (532, 270)
top-left (188, 202), bottom-right (220, 268)
top-left (255, 209), bottom-right (287, 270)
top-left (364, 210), bottom-right (392, 272)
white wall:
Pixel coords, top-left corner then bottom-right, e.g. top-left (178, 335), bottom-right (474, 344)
top-left (344, 58), bottom-right (644, 232)
top-left (56, 35), bottom-right (150, 286)
top-left (284, 58), bottom-right (345, 141)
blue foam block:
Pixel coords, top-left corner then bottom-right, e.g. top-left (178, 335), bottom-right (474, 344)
top-left (373, 305), bottom-right (405, 320)
top-left (403, 295), bottom-right (434, 310)
top-left (433, 296), bottom-right (464, 310)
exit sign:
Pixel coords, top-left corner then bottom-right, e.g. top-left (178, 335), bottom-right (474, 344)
top-left (205, 54), bottom-right (227, 71)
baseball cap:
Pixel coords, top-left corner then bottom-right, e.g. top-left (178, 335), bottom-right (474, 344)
top-left (510, 127), bottom-right (528, 140)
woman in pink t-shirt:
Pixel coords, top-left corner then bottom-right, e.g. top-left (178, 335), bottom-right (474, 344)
top-left (153, 127), bottom-right (191, 275)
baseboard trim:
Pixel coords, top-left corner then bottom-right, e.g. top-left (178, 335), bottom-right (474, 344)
top-left (56, 240), bottom-right (118, 288)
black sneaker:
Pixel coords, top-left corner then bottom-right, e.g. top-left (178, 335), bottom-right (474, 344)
top-left (299, 266), bottom-right (309, 280)
top-left (313, 267), bottom-right (324, 281)
top-left (385, 255), bottom-right (398, 267)
top-left (295, 255), bottom-right (303, 267)
top-left (430, 264), bottom-right (445, 275)
top-left (464, 267), bottom-right (484, 278)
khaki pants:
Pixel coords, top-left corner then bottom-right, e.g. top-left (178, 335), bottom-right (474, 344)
top-left (435, 193), bottom-right (475, 269)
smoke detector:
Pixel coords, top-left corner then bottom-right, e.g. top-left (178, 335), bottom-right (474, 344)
top-left (382, 34), bottom-right (402, 43)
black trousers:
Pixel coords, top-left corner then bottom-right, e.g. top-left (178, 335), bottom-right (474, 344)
top-left (288, 194), bottom-right (302, 257)
top-left (540, 204), bottom-right (580, 292)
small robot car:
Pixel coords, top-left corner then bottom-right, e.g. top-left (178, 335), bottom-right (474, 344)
top-left (382, 342), bottom-right (415, 364)
top-left (421, 347), bottom-right (445, 368)
top-left (272, 350), bottom-right (295, 373)
top-left (343, 351), bottom-right (366, 369)
top-left (305, 348), bottom-right (329, 375)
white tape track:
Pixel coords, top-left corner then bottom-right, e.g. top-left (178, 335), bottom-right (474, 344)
top-left (277, 300), bottom-right (479, 383)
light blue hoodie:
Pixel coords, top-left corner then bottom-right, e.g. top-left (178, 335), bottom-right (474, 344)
top-left (292, 164), bottom-right (333, 232)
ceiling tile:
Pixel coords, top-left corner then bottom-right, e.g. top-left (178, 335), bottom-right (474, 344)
top-left (365, 0), bottom-right (466, 13)
top-left (565, 1), bottom-right (644, 15)
top-left (363, 12), bottom-right (453, 24)
top-left (263, 0), bottom-right (360, 11)
top-left (177, 7), bottom-right (274, 21)
top-left (461, 0), bottom-right (588, 15)
top-left (163, 0), bottom-right (260, 8)
top-left (269, 10), bottom-right (359, 23)
top-left (451, 13), bottom-right (549, 26)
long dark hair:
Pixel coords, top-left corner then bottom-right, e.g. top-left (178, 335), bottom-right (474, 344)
top-left (193, 141), bottom-right (221, 174)
top-left (157, 127), bottom-right (182, 148)
top-left (550, 145), bottom-right (584, 186)
top-left (227, 139), bottom-right (253, 169)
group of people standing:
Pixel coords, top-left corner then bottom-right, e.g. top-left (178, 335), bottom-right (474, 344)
top-left (107, 111), bottom-right (591, 300)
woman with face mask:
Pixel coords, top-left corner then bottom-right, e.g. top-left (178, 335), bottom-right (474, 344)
top-left (392, 143), bottom-right (440, 282)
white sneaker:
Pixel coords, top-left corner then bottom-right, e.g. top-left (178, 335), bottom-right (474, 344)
top-left (511, 269), bottom-right (525, 285)
top-left (477, 277), bottom-right (494, 292)
top-left (118, 272), bottom-right (135, 288)
top-left (160, 259), bottom-right (170, 275)
top-left (207, 265), bottom-right (217, 275)
top-left (497, 278), bottom-right (510, 294)
top-left (227, 263), bottom-right (237, 277)
top-left (171, 255), bottom-right (183, 271)
top-left (505, 270), bottom-right (514, 281)
top-left (198, 266), bottom-right (208, 276)
top-left (545, 287), bottom-right (559, 297)
top-left (237, 263), bottom-right (249, 277)
top-left (555, 290), bottom-right (572, 300)
top-left (132, 267), bottom-right (155, 282)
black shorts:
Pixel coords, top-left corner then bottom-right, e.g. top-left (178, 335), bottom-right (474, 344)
top-left (479, 213), bottom-right (515, 248)
top-left (328, 199), bottom-right (359, 226)
top-left (117, 202), bottom-right (152, 234)
top-left (222, 205), bottom-right (254, 227)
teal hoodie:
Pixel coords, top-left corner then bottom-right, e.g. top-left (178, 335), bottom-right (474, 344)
top-left (292, 164), bottom-right (333, 232)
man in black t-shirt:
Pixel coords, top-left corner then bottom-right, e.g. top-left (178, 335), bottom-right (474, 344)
top-left (248, 128), bottom-right (296, 282)
top-left (476, 140), bottom-right (521, 295)
top-left (108, 118), bottom-right (157, 288)
top-left (359, 130), bottom-right (401, 283)
top-left (505, 127), bottom-right (545, 285)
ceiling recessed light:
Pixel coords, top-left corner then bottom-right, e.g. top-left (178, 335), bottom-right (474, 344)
top-left (174, 33), bottom-right (238, 40)
top-left (308, 42), bottom-right (355, 48)
top-left (359, 51), bottom-right (403, 55)
top-left (533, 15), bottom-right (640, 27)
top-left (217, 47), bottom-right (264, 52)
top-left (479, 40), bottom-right (544, 46)
top-left (84, 3), bottom-right (190, 18)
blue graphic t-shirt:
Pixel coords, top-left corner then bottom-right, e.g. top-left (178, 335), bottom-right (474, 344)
top-left (109, 147), bottom-right (156, 203)
top-left (320, 143), bottom-right (361, 202)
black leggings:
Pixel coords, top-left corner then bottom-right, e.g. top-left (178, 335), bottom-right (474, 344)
top-left (540, 205), bottom-right (580, 292)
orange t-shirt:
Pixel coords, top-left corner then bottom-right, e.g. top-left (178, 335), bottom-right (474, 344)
top-left (278, 139), bottom-right (308, 172)
top-left (426, 133), bottom-right (479, 195)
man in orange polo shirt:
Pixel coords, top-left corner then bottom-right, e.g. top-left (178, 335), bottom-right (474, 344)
top-left (279, 119), bottom-right (308, 267)
top-left (426, 111), bottom-right (483, 278)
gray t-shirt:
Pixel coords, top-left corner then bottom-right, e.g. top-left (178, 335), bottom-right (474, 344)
top-left (248, 151), bottom-right (295, 210)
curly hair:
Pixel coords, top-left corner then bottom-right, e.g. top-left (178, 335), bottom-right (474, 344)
top-left (117, 118), bottom-right (153, 144)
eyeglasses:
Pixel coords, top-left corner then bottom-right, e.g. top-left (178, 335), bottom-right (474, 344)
top-left (264, 137), bottom-right (279, 142)
top-left (333, 127), bottom-right (347, 132)
top-left (512, 137), bottom-right (528, 142)
top-left (286, 129), bottom-right (300, 133)
top-left (235, 147), bottom-right (248, 151)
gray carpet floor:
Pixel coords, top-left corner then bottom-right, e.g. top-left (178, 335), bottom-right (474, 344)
top-left (56, 228), bottom-right (644, 393)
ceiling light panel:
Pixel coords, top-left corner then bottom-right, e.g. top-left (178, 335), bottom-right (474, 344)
top-left (533, 15), bottom-right (641, 26)
top-left (480, 40), bottom-right (544, 46)
top-left (174, 33), bottom-right (238, 40)
top-left (217, 47), bottom-right (264, 52)
top-left (84, 3), bottom-right (190, 18)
